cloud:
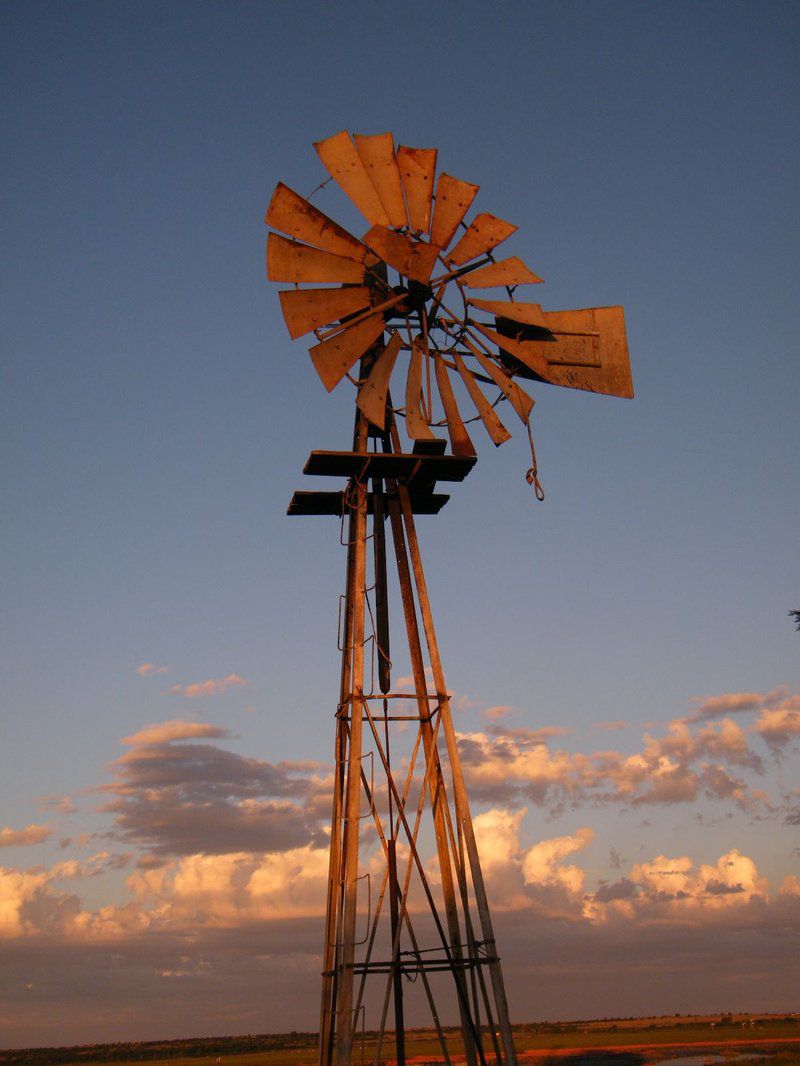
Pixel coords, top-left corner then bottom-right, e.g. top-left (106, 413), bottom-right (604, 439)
top-left (593, 720), bottom-right (629, 732)
top-left (455, 704), bottom-right (778, 813)
top-left (690, 691), bottom-right (764, 721)
top-left (99, 719), bottom-right (322, 856)
top-left (37, 795), bottom-right (77, 814)
top-left (521, 827), bottom-right (594, 905)
top-left (136, 663), bottom-right (168, 677)
top-left (169, 673), bottom-right (247, 698)
top-left (593, 877), bottom-right (636, 902)
top-left (754, 702), bottom-right (800, 755)
top-left (121, 720), bottom-right (230, 746)
top-left (0, 824), bottom-right (53, 848)
top-left (483, 705), bottom-right (512, 721)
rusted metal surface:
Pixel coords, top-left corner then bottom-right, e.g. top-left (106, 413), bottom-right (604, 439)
top-left (362, 225), bottom-right (440, 284)
top-left (468, 297), bottom-right (547, 327)
top-left (464, 337), bottom-right (535, 424)
top-left (354, 132), bottom-right (408, 229)
top-left (471, 320), bottom-right (554, 381)
top-left (396, 145), bottom-right (437, 234)
top-left (430, 172), bottom-right (480, 250)
top-left (497, 306), bottom-right (634, 399)
top-left (279, 287), bottom-right (372, 339)
top-left (447, 212), bottom-right (518, 267)
top-left (463, 256), bottom-right (543, 287)
top-left (266, 182), bottom-right (366, 261)
top-left (309, 314), bottom-right (386, 392)
top-left (356, 333), bottom-right (402, 428)
top-left (267, 233), bottom-right (366, 285)
top-left (314, 130), bottom-right (391, 227)
top-left (435, 355), bottom-right (477, 457)
top-left (454, 351), bottom-right (512, 446)
top-left (405, 338), bottom-right (436, 441)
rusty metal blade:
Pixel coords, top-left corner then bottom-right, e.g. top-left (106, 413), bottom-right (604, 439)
top-left (463, 337), bottom-right (535, 424)
top-left (356, 332), bottom-right (402, 428)
top-left (471, 322), bottom-right (555, 381)
top-left (405, 337), bottom-right (435, 440)
top-left (505, 306), bottom-right (634, 398)
top-left (430, 173), bottom-right (480, 251)
top-left (396, 146), bottom-right (437, 234)
top-left (434, 355), bottom-right (475, 457)
top-left (447, 213), bottom-right (518, 266)
top-left (309, 313), bottom-right (386, 392)
top-left (363, 226), bottom-right (440, 284)
top-left (313, 131), bottom-right (391, 227)
top-left (353, 133), bottom-right (408, 229)
top-left (278, 287), bottom-right (372, 339)
top-left (265, 183), bottom-right (366, 262)
top-left (267, 233), bottom-right (366, 284)
top-left (463, 257), bottom-right (542, 288)
top-left (468, 298), bottom-right (547, 327)
top-left (453, 352), bottom-right (511, 446)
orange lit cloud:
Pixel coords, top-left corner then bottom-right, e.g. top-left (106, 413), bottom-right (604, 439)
top-left (121, 720), bottom-right (230, 746)
top-left (0, 824), bottom-right (53, 848)
top-left (136, 663), bottom-right (168, 677)
top-left (169, 673), bottom-right (247, 698)
top-left (456, 712), bottom-right (767, 812)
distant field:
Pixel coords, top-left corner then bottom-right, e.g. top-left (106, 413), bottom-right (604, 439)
top-left (3, 1015), bottom-right (799, 1066)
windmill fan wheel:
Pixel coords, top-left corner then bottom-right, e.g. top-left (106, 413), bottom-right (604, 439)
top-left (264, 129), bottom-right (633, 467)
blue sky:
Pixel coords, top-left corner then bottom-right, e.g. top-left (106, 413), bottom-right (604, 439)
top-left (1, 0), bottom-right (799, 1048)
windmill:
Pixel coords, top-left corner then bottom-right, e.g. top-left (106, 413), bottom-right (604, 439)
top-left (264, 130), bottom-right (633, 1066)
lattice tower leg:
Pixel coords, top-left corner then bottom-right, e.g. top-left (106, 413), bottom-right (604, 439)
top-left (317, 405), bottom-right (517, 1066)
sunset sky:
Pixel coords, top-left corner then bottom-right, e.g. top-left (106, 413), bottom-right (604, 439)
top-left (2, 0), bottom-right (799, 1049)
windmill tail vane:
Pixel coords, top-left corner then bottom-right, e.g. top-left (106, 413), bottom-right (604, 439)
top-left (264, 130), bottom-right (633, 1066)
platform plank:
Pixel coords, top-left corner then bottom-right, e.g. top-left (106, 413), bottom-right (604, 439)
top-left (302, 450), bottom-right (476, 483)
top-left (288, 490), bottom-right (450, 517)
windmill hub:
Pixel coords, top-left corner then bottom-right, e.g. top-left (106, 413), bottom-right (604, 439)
top-left (389, 280), bottom-right (433, 318)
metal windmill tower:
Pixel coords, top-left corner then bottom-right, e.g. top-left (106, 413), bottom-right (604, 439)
top-left (264, 131), bottom-right (633, 1066)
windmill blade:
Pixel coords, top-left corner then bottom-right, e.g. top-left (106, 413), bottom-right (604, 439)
top-left (499, 306), bottom-right (634, 399)
top-left (267, 233), bottom-right (367, 285)
top-left (430, 173), bottom-right (480, 251)
top-left (356, 332), bottom-right (402, 429)
top-left (309, 313), bottom-right (386, 392)
top-left (447, 213), bottom-right (518, 266)
top-left (278, 287), bottom-right (373, 340)
top-left (453, 353), bottom-right (511, 447)
top-left (353, 132), bottom-right (408, 229)
top-left (463, 256), bottom-right (542, 288)
top-left (363, 226), bottom-right (440, 284)
top-left (396, 145), bottom-right (437, 235)
top-left (266, 183), bottom-right (367, 262)
top-left (471, 321), bottom-right (556, 381)
top-left (468, 298), bottom-right (547, 327)
top-left (405, 338), bottom-right (436, 440)
top-left (463, 337), bottom-right (535, 424)
top-left (313, 131), bottom-right (391, 227)
top-left (434, 355), bottom-right (476, 457)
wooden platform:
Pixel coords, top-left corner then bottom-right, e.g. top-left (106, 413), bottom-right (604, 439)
top-left (288, 441), bottom-right (476, 516)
